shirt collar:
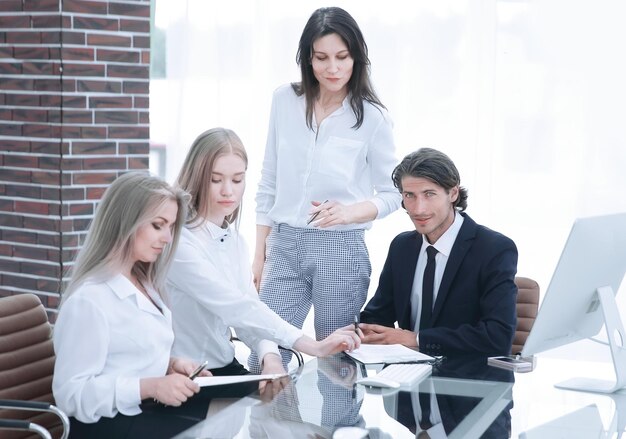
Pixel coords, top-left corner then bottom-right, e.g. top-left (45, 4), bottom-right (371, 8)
top-left (203, 220), bottom-right (231, 241)
top-left (105, 273), bottom-right (168, 316)
top-left (421, 211), bottom-right (464, 258)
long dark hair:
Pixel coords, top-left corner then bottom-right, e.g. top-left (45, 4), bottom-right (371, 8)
top-left (292, 7), bottom-right (385, 129)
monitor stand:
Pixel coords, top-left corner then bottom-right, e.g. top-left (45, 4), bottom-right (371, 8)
top-left (555, 286), bottom-right (626, 393)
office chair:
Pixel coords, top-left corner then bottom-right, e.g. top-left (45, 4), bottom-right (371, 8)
top-left (0, 294), bottom-right (69, 439)
top-left (512, 277), bottom-right (540, 355)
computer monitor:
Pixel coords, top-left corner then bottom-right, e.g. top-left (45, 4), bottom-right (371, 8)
top-left (521, 212), bottom-right (626, 393)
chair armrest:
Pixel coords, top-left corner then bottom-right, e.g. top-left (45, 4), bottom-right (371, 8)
top-left (0, 399), bottom-right (70, 439)
top-left (0, 419), bottom-right (53, 439)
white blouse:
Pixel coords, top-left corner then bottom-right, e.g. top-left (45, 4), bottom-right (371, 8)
top-left (256, 84), bottom-right (402, 229)
top-left (166, 222), bottom-right (303, 369)
top-left (52, 274), bottom-right (173, 423)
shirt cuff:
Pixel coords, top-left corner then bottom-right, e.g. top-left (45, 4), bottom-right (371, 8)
top-left (257, 340), bottom-right (280, 364)
top-left (115, 376), bottom-right (142, 416)
top-left (256, 213), bottom-right (274, 227)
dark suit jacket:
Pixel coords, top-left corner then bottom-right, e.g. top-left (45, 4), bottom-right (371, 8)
top-left (361, 212), bottom-right (518, 356)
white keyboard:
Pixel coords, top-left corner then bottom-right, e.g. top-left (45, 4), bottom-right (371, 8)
top-left (375, 363), bottom-right (432, 386)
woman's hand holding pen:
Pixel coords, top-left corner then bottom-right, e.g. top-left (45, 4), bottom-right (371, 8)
top-left (141, 374), bottom-right (200, 407)
top-left (308, 200), bottom-right (379, 227)
top-left (169, 357), bottom-right (212, 378)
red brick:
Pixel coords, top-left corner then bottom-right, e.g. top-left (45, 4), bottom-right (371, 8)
top-left (96, 48), bottom-right (140, 63)
top-left (41, 31), bottom-right (62, 45)
top-left (87, 34), bottom-right (131, 47)
top-left (39, 156), bottom-right (61, 170)
top-left (108, 64), bottom-right (148, 79)
top-left (62, 234), bottom-right (80, 247)
top-left (61, 47), bottom-right (95, 61)
top-left (41, 187), bottom-right (62, 202)
top-left (134, 96), bottom-right (148, 108)
top-left (5, 93), bottom-right (39, 107)
top-left (62, 31), bottom-right (86, 45)
top-left (71, 141), bottom-right (116, 155)
top-left (0, 122), bottom-right (22, 136)
top-left (53, 110), bottom-right (93, 124)
top-left (13, 245), bottom-right (49, 261)
top-left (0, 1), bottom-right (23, 12)
top-left (5, 184), bottom-right (40, 199)
top-left (12, 108), bottom-right (49, 122)
top-left (0, 168), bottom-right (30, 184)
top-left (15, 200), bottom-right (50, 215)
top-left (30, 170), bottom-right (62, 185)
top-left (0, 16), bottom-right (29, 28)
top-left (69, 203), bottom-right (93, 216)
top-left (1, 78), bottom-right (35, 91)
top-left (133, 35), bottom-right (149, 49)
top-left (62, 62), bottom-right (105, 77)
top-left (61, 157), bottom-right (82, 171)
top-left (108, 125), bottom-right (148, 139)
top-left (74, 16), bottom-right (118, 31)
top-left (0, 62), bottom-right (21, 74)
top-left (34, 79), bottom-right (63, 92)
top-left (0, 259), bottom-right (20, 273)
top-left (23, 216), bottom-right (60, 232)
top-left (120, 18), bottom-right (150, 33)
top-left (73, 172), bottom-right (117, 185)
top-left (1, 229), bottom-right (38, 245)
top-left (60, 187), bottom-right (85, 202)
top-left (122, 80), bottom-right (148, 94)
top-left (128, 156), bottom-right (148, 169)
top-left (21, 261), bottom-right (61, 279)
top-left (86, 187), bottom-right (106, 200)
top-left (32, 15), bottom-right (64, 28)
top-left (77, 79), bottom-right (122, 93)
top-left (0, 243), bottom-right (12, 256)
top-left (31, 140), bottom-right (66, 154)
top-left (83, 157), bottom-right (126, 171)
top-left (4, 154), bottom-right (39, 168)
top-left (13, 46), bottom-right (50, 60)
top-left (79, 126), bottom-right (107, 139)
top-left (89, 96), bottom-right (132, 108)
top-left (141, 51), bottom-right (149, 64)
top-left (139, 111), bottom-right (149, 124)
top-left (0, 199), bottom-right (14, 213)
top-left (22, 124), bottom-right (62, 138)
top-left (110, 2), bottom-right (149, 18)
top-left (95, 110), bottom-right (138, 124)
top-left (62, 0), bottom-right (107, 14)
top-left (6, 31), bottom-right (42, 44)
top-left (23, 61), bottom-right (58, 75)
top-left (24, 0), bottom-right (58, 12)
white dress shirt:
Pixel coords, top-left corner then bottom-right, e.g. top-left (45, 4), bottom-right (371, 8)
top-left (167, 222), bottom-right (304, 369)
top-left (256, 84), bottom-right (401, 229)
top-left (411, 212), bottom-right (465, 333)
top-left (52, 274), bottom-right (173, 423)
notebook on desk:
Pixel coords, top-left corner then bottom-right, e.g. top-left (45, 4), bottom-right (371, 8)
top-left (345, 343), bottom-right (434, 364)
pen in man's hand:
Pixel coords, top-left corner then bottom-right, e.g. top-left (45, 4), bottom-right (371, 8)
top-left (188, 360), bottom-right (208, 380)
top-left (307, 200), bottom-right (329, 225)
top-left (354, 315), bottom-right (359, 335)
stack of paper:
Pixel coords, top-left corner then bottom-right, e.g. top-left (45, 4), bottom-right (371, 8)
top-left (345, 344), bottom-right (434, 364)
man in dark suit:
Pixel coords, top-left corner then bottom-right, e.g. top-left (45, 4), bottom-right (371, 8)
top-left (360, 148), bottom-right (517, 356)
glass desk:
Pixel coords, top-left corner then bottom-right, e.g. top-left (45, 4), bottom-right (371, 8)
top-left (175, 354), bottom-right (625, 438)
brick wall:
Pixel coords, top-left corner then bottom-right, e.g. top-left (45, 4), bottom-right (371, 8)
top-left (0, 0), bottom-right (151, 321)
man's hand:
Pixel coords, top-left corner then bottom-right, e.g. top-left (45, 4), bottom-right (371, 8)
top-left (359, 323), bottom-right (418, 348)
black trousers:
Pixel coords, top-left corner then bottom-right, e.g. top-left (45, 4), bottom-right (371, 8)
top-left (69, 359), bottom-right (257, 439)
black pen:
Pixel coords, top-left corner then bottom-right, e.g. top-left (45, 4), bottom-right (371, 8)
top-left (306, 200), bottom-right (329, 225)
top-left (188, 360), bottom-right (208, 380)
top-left (354, 314), bottom-right (359, 334)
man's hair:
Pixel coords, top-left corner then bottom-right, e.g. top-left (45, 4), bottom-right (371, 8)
top-left (392, 147), bottom-right (468, 211)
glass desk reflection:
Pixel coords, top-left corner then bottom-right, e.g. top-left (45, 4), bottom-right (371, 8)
top-left (175, 354), bottom-right (514, 439)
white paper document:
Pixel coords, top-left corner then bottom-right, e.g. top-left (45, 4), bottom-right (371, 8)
top-left (195, 373), bottom-right (288, 387)
top-left (345, 343), bottom-right (434, 364)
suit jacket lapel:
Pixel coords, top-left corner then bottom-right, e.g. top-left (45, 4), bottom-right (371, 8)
top-left (398, 232), bottom-right (422, 329)
top-left (431, 213), bottom-right (477, 323)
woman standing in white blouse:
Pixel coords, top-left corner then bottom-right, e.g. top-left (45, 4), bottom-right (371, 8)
top-left (52, 173), bottom-right (212, 438)
top-left (252, 7), bottom-right (401, 368)
top-left (166, 128), bottom-right (361, 380)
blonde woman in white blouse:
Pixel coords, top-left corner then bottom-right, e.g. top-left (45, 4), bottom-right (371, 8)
top-left (52, 173), bottom-right (212, 438)
top-left (167, 128), bottom-right (361, 386)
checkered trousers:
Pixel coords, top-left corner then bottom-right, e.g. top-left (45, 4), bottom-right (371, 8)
top-left (249, 224), bottom-right (371, 371)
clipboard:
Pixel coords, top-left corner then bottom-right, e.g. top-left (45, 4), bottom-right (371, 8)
top-left (194, 373), bottom-right (288, 387)
top-left (344, 343), bottom-right (435, 364)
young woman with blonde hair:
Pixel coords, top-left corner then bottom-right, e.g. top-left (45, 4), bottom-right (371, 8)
top-left (53, 172), bottom-right (213, 438)
top-left (167, 127), bottom-right (361, 382)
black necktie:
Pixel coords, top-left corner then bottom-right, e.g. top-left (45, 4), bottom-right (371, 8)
top-left (419, 246), bottom-right (438, 330)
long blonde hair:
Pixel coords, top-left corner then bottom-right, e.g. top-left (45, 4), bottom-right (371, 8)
top-left (175, 127), bottom-right (248, 228)
top-left (63, 172), bottom-right (189, 301)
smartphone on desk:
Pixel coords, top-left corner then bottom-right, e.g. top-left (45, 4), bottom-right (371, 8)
top-left (487, 355), bottom-right (534, 372)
